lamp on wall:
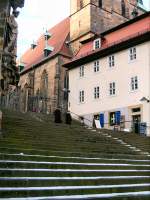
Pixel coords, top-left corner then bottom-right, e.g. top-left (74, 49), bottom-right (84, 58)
top-left (140, 97), bottom-right (150, 103)
top-left (62, 88), bottom-right (70, 93)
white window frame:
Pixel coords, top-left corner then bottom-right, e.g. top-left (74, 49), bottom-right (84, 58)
top-left (93, 38), bottom-right (101, 50)
top-left (129, 47), bottom-right (136, 61)
top-left (109, 112), bottom-right (116, 126)
top-left (94, 60), bottom-right (100, 72)
top-left (131, 76), bottom-right (138, 91)
top-left (109, 82), bottom-right (116, 96)
top-left (94, 86), bottom-right (100, 99)
top-left (79, 90), bottom-right (85, 103)
top-left (79, 66), bottom-right (84, 77)
top-left (108, 55), bottom-right (115, 67)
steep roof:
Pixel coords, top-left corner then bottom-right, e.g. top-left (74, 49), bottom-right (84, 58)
top-left (20, 17), bottom-right (72, 73)
top-left (64, 12), bottom-right (150, 69)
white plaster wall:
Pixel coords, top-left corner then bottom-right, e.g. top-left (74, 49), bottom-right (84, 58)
top-left (69, 42), bottom-right (150, 134)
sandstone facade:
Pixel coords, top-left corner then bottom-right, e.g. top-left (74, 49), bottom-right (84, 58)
top-left (70, 0), bottom-right (144, 53)
top-left (0, 0), bottom-right (24, 95)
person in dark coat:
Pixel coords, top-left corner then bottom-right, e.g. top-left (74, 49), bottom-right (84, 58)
top-left (54, 108), bottom-right (62, 123)
top-left (65, 111), bottom-right (72, 125)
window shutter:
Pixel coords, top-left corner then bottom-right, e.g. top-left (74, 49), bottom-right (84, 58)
top-left (115, 111), bottom-right (121, 125)
top-left (99, 113), bottom-right (104, 128)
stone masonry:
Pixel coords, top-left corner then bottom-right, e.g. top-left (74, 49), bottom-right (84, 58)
top-left (70, 0), bottom-right (145, 54)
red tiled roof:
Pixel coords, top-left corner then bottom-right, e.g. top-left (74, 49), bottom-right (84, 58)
top-left (20, 17), bottom-right (72, 72)
top-left (74, 15), bottom-right (150, 60)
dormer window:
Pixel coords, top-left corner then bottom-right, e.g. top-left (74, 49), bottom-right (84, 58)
top-left (44, 30), bottom-right (51, 40)
top-left (93, 38), bottom-right (101, 50)
top-left (131, 8), bottom-right (138, 18)
top-left (44, 45), bottom-right (54, 57)
top-left (18, 62), bottom-right (25, 72)
top-left (31, 41), bottom-right (37, 50)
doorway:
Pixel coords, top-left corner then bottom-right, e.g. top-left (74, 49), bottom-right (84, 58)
top-left (132, 114), bottom-right (141, 134)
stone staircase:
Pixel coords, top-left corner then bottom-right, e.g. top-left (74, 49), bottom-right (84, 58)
top-left (0, 110), bottom-right (150, 199)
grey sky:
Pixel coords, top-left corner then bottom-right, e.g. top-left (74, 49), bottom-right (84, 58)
top-left (17, 0), bottom-right (150, 58)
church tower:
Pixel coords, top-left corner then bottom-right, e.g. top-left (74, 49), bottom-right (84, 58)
top-left (70, 0), bottom-right (145, 54)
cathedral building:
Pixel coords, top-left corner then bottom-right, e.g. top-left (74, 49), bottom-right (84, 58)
top-left (19, 0), bottom-right (145, 113)
top-left (19, 18), bottom-right (72, 113)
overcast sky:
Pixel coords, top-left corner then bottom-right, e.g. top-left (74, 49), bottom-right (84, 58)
top-left (17, 0), bottom-right (150, 58)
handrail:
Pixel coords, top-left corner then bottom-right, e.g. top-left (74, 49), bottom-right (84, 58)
top-left (69, 111), bottom-right (93, 124)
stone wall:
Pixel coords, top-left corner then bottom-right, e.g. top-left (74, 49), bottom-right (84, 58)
top-left (0, 0), bottom-right (9, 95)
top-left (70, 0), bottom-right (145, 54)
top-left (0, 0), bottom-right (24, 95)
top-left (19, 55), bottom-right (70, 113)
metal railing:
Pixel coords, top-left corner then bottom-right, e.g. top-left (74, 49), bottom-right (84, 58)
top-left (0, 91), bottom-right (148, 136)
top-left (68, 111), bottom-right (148, 135)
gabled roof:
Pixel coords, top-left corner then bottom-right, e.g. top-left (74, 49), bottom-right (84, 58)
top-left (20, 17), bottom-right (72, 74)
top-left (64, 12), bottom-right (150, 69)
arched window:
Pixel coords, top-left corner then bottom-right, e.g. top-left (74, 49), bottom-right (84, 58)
top-left (40, 70), bottom-right (48, 97)
top-left (28, 73), bottom-right (34, 88)
top-left (121, 0), bottom-right (126, 17)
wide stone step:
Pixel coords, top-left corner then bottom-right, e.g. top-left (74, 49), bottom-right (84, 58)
top-left (1, 159), bottom-right (150, 167)
top-left (1, 193), bottom-right (150, 200)
top-left (1, 183), bottom-right (150, 191)
top-left (0, 177), bottom-right (149, 187)
top-left (0, 169), bottom-right (149, 178)
top-left (0, 146), bottom-right (145, 158)
top-left (1, 110), bottom-right (150, 199)
top-left (0, 153), bottom-right (150, 164)
top-left (1, 175), bottom-right (150, 181)
top-left (0, 186), bottom-right (149, 198)
top-left (0, 167), bottom-right (150, 176)
top-left (0, 165), bottom-right (150, 174)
